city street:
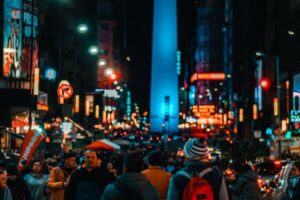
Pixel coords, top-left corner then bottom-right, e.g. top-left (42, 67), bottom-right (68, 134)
top-left (1, 0), bottom-right (300, 200)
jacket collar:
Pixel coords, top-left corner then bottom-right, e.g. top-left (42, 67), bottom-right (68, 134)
top-left (183, 159), bottom-right (209, 170)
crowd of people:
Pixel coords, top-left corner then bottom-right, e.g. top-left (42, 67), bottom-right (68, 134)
top-left (0, 138), bottom-right (300, 200)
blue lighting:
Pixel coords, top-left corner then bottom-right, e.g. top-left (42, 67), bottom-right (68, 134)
top-left (45, 68), bottom-right (56, 80)
top-left (291, 110), bottom-right (300, 122)
top-left (150, 0), bottom-right (179, 133)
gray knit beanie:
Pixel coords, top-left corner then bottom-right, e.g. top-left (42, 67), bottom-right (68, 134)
top-left (183, 138), bottom-right (210, 159)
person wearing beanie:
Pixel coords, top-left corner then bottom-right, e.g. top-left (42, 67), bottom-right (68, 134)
top-left (167, 138), bottom-right (229, 200)
top-left (47, 152), bottom-right (77, 200)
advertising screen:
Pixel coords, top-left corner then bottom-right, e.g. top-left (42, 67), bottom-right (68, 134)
top-left (3, 0), bottom-right (23, 78)
top-left (22, 0), bottom-right (38, 79)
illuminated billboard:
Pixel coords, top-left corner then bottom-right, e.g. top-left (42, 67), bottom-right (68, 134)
top-left (3, 0), bottom-right (23, 78)
top-left (22, 0), bottom-right (38, 78)
top-left (2, 0), bottom-right (38, 79)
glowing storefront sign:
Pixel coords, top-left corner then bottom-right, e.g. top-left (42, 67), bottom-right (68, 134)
top-left (291, 110), bottom-right (300, 122)
top-left (190, 72), bottom-right (225, 82)
top-left (37, 92), bottom-right (48, 111)
top-left (191, 105), bottom-right (224, 125)
top-left (104, 89), bottom-right (120, 98)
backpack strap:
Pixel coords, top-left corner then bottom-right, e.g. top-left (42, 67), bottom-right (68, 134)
top-left (178, 167), bottom-right (213, 179)
top-left (198, 168), bottom-right (213, 178)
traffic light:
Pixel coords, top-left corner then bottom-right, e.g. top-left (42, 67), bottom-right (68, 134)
top-left (260, 78), bottom-right (270, 90)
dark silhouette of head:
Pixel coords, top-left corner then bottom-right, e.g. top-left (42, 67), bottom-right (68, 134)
top-left (124, 151), bottom-right (144, 173)
top-left (147, 150), bottom-right (162, 166)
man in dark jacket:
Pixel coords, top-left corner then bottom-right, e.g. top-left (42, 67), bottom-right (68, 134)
top-left (101, 151), bottom-right (160, 200)
top-left (167, 138), bottom-right (229, 200)
top-left (6, 162), bottom-right (31, 200)
top-left (229, 160), bottom-right (262, 200)
top-left (65, 149), bottom-right (115, 200)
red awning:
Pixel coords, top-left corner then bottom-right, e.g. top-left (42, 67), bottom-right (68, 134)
top-left (83, 140), bottom-right (114, 150)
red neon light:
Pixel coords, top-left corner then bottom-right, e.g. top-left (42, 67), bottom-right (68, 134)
top-left (260, 78), bottom-right (270, 90)
top-left (190, 72), bottom-right (225, 82)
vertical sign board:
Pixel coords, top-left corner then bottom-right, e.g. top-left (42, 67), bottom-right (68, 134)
top-left (164, 95), bottom-right (170, 122)
top-left (22, 0), bottom-right (38, 77)
top-left (3, 0), bottom-right (23, 78)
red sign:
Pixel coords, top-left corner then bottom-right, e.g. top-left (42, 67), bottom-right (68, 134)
top-left (57, 84), bottom-right (74, 99)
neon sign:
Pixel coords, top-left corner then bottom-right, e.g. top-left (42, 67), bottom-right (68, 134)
top-left (190, 72), bottom-right (225, 82)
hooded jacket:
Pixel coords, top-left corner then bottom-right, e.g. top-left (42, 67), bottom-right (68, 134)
top-left (101, 173), bottom-right (160, 200)
top-left (167, 159), bottom-right (229, 200)
top-left (230, 170), bottom-right (262, 200)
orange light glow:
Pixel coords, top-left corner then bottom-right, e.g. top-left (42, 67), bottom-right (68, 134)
top-left (190, 72), bottom-right (225, 82)
top-left (274, 98), bottom-right (278, 116)
top-left (274, 160), bottom-right (281, 166)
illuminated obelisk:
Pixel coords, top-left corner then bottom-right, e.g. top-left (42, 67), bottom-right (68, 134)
top-left (150, 0), bottom-right (179, 133)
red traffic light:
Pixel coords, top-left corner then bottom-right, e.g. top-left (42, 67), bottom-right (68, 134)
top-left (260, 78), bottom-right (270, 90)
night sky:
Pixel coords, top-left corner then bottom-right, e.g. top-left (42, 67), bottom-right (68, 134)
top-left (125, 0), bottom-right (153, 112)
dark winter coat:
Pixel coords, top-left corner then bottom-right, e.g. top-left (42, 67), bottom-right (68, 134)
top-left (7, 175), bottom-right (31, 200)
top-left (64, 167), bottom-right (115, 200)
top-left (229, 170), bottom-right (262, 200)
top-left (101, 172), bottom-right (160, 200)
top-left (167, 159), bottom-right (229, 200)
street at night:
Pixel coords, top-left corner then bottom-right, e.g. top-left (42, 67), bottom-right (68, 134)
top-left (1, 0), bottom-right (300, 200)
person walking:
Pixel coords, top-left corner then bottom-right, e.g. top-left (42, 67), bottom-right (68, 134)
top-left (229, 160), bottom-right (262, 200)
top-left (142, 150), bottom-right (171, 200)
top-left (283, 161), bottom-right (300, 200)
top-left (47, 152), bottom-right (77, 200)
top-left (6, 162), bottom-right (31, 200)
top-left (64, 149), bottom-right (115, 200)
top-left (0, 169), bottom-right (13, 200)
top-left (24, 160), bottom-right (48, 200)
top-left (101, 151), bottom-right (160, 200)
top-left (167, 138), bottom-right (229, 200)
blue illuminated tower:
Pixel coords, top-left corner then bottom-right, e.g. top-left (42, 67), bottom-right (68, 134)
top-left (150, 0), bottom-right (179, 133)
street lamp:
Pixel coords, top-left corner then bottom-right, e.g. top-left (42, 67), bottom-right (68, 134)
top-left (98, 59), bottom-right (106, 67)
top-left (104, 68), bottom-right (113, 76)
top-left (77, 24), bottom-right (88, 34)
top-left (288, 30), bottom-right (295, 36)
top-left (88, 46), bottom-right (99, 55)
